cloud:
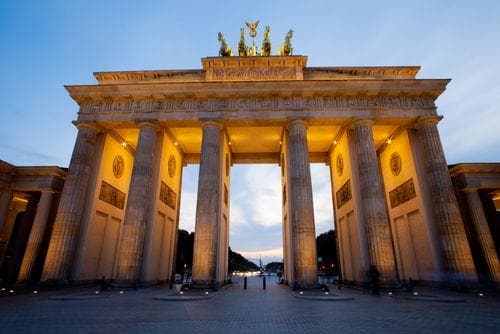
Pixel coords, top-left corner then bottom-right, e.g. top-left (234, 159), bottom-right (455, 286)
top-left (179, 190), bottom-right (197, 232)
top-left (311, 164), bottom-right (335, 234)
top-left (231, 164), bottom-right (282, 228)
top-left (239, 247), bottom-right (283, 259)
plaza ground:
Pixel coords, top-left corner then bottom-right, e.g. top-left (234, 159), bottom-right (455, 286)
top-left (0, 276), bottom-right (498, 333)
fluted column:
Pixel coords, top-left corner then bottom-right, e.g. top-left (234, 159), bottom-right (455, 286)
top-left (115, 122), bottom-right (160, 284)
top-left (0, 190), bottom-right (13, 232)
top-left (416, 117), bottom-right (476, 282)
top-left (463, 189), bottom-right (500, 284)
top-left (18, 191), bottom-right (54, 282)
top-left (42, 124), bottom-right (99, 283)
top-left (192, 121), bottom-right (223, 287)
top-left (286, 120), bottom-right (318, 287)
top-left (350, 119), bottom-right (396, 282)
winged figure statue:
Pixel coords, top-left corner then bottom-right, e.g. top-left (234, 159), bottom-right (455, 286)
top-left (245, 20), bottom-right (259, 38)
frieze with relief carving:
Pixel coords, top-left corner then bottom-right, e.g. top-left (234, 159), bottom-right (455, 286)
top-left (99, 181), bottom-right (126, 209)
top-left (336, 179), bottom-right (352, 209)
top-left (389, 178), bottom-right (416, 208)
top-left (209, 66), bottom-right (298, 81)
top-left (160, 181), bottom-right (177, 209)
top-left (80, 95), bottom-right (435, 114)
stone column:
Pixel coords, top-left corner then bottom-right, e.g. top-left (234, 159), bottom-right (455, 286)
top-left (415, 117), bottom-right (476, 282)
top-left (286, 120), bottom-right (318, 287)
top-left (350, 119), bottom-right (396, 282)
top-left (18, 191), bottom-right (54, 282)
top-left (0, 190), bottom-right (13, 232)
top-left (463, 189), bottom-right (500, 284)
top-left (41, 124), bottom-right (99, 283)
top-left (192, 121), bottom-right (223, 287)
top-left (115, 122), bottom-right (160, 284)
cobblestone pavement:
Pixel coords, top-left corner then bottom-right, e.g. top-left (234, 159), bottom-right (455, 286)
top-left (0, 277), bottom-right (498, 333)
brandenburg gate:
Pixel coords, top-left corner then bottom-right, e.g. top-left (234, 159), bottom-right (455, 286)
top-left (32, 28), bottom-right (497, 290)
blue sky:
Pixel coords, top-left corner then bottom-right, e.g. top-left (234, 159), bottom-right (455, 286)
top-left (1, 1), bottom-right (499, 263)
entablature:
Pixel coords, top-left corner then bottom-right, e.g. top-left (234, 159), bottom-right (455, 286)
top-left (450, 163), bottom-right (500, 190)
top-left (68, 79), bottom-right (448, 118)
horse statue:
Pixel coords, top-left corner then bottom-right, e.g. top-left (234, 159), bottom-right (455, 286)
top-left (279, 29), bottom-right (293, 56)
top-left (261, 26), bottom-right (272, 56)
top-left (218, 32), bottom-right (233, 57)
top-left (238, 28), bottom-right (249, 56)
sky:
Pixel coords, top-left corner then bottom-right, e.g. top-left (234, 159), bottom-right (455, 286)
top-left (1, 1), bottom-right (499, 263)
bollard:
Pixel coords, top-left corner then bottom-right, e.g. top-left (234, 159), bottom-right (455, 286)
top-left (263, 276), bottom-right (266, 290)
top-left (244, 276), bottom-right (247, 290)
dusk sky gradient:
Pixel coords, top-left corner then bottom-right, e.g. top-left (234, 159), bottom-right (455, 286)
top-left (1, 1), bottom-right (499, 263)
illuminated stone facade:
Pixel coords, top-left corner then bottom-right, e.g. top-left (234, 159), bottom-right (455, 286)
top-left (1, 55), bottom-right (498, 289)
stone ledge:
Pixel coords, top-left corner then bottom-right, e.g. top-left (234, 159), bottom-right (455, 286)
top-left (153, 289), bottom-right (222, 302)
top-left (48, 293), bottom-right (112, 301)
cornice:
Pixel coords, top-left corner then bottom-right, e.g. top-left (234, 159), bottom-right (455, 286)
top-left (92, 61), bottom-right (421, 85)
top-left (66, 79), bottom-right (449, 103)
top-left (304, 66), bottom-right (420, 80)
top-left (13, 166), bottom-right (68, 179)
top-left (449, 163), bottom-right (500, 176)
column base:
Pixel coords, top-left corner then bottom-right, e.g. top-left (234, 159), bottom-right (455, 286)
top-left (189, 280), bottom-right (219, 291)
top-left (292, 282), bottom-right (328, 291)
top-left (38, 278), bottom-right (72, 288)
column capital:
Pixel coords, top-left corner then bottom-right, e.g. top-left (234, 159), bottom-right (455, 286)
top-left (201, 121), bottom-right (223, 130)
top-left (414, 116), bottom-right (443, 129)
top-left (349, 118), bottom-right (373, 129)
top-left (73, 121), bottom-right (100, 133)
top-left (285, 119), bottom-right (308, 130)
top-left (137, 121), bottom-right (161, 131)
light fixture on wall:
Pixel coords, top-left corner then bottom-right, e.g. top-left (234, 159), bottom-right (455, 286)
top-left (121, 141), bottom-right (127, 148)
top-left (174, 142), bottom-right (178, 146)
top-left (333, 140), bottom-right (338, 145)
top-left (386, 138), bottom-right (392, 145)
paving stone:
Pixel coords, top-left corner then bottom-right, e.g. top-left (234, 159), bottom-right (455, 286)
top-left (0, 277), bottom-right (498, 333)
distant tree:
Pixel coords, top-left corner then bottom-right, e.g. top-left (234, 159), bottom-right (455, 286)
top-left (175, 229), bottom-right (194, 274)
top-left (175, 230), bottom-right (259, 274)
top-left (228, 247), bottom-right (259, 272)
top-left (316, 229), bottom-right (339, 274)
top-left (265, 261), bottom-right (284, 273)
